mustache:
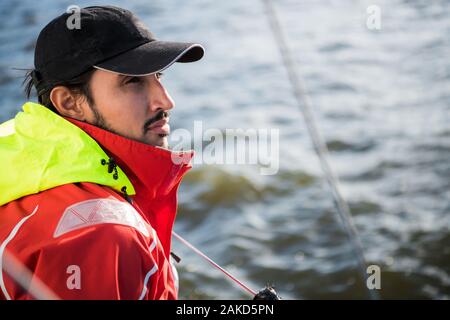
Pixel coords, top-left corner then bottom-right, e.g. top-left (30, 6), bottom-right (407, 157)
top-left (143, 110), bottom-right (170, 133)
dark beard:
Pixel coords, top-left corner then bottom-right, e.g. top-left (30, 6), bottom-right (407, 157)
top-left (88, 104), bottom-right (170, 146)
top-left (88, 103), bottom-right (119, 135)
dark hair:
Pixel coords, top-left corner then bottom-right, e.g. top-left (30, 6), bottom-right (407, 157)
top-left (23, 69), bottom-right (96, 113)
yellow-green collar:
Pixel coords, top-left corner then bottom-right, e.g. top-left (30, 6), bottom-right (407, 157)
top-left (0, 102), bottom-right (135, 206)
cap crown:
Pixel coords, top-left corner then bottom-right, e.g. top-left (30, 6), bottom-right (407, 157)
top-left (34, 6), bottom-right (155, 81)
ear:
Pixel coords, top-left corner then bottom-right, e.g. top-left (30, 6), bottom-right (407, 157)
top-left (50, 86), bottom-right (86, 120)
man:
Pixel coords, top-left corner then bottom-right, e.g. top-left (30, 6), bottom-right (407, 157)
top-left (0, 5), bottom-right (204, 299)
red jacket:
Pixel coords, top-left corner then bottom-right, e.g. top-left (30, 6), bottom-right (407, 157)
top-left (0, 104), bottom-right (193, 300)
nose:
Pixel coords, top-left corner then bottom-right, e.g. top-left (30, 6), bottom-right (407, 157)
top-left (148, 75), bottom-right (175, 113)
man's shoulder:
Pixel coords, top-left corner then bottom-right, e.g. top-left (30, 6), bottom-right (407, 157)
top-left (0, 182), bottom-right (112, 215)
top-left (0, 182), bottom-right (145, 240)
top-left (35, 182), bottom-right (144, 232)
top-left (15, 182), bottom-right (123, 214)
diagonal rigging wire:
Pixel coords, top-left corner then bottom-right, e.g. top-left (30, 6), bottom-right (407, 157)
top-left (261, 0), bottom-right (379, 300)
top-left (173, 231), bottom-right (257, 297)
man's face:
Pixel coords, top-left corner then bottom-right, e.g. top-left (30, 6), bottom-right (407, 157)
top-left (84, 69), bottom-right (174, 148)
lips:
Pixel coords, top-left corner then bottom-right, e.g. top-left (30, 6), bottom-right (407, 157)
top-left (147, 119), bottom-right (170, 135)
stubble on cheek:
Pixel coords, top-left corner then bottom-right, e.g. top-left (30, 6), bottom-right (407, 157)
top-left (88, 103), bottom-right (118, 135)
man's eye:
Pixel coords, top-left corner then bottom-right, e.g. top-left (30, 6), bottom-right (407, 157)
top-left (125, 77), bottom-right (142, 84)
top-left (156, 72), bottom-right (164, 80)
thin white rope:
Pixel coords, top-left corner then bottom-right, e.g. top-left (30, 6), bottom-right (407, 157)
top-left (173, 231), bottom-right (257, 297)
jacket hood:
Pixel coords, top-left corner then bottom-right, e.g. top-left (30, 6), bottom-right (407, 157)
top-left (0, 102), bottom-right (135, 206)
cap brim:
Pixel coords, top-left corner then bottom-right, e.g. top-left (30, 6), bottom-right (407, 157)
top-left (93, 40), bottom-right (204, 76)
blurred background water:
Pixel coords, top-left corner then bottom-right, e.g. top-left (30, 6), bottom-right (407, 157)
top-left (0, 0), bottom-right (449, 299)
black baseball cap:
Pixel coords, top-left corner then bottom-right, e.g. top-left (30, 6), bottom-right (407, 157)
top-left (32, 5), bottom-right (204, 94)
